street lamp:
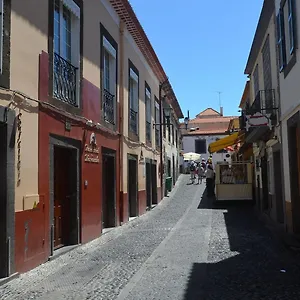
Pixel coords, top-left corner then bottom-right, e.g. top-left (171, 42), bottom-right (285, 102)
top-left (153, 99), bottom-right (174, 128)
top-left (184, 117), bottom-right (189, 130)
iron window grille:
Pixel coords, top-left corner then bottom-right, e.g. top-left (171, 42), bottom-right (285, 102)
top-left (53, 53), bottom-right (78, 107)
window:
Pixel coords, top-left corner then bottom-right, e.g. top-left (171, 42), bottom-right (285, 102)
top-left (155, 98), bottom-right (160, 148)
top-left (262, 36), bottom-right (272, 90)
top-left (253, 65), bottom-right (259, 98)
top-left (195, 139), bottom-right (206, 154)
top-left (168, 119), bottom-right (171, 142)
top-left (129, 65), bottom-right (139, 134)
top-left (145, 84), bottom-right (151, 142)
top-left (163, 112), bottom-right (166, 138)
top-left (175, 130), bottom-right (178, 147)
top-left (53, 0), bottom-right (80, 106)
top-left (277, 0), bottom-right (296, 72)
top-left (102, 35), bottom-right (117, 125)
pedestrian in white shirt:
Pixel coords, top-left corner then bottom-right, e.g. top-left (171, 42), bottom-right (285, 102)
top-left (205, 164), bottom-right (215, 197)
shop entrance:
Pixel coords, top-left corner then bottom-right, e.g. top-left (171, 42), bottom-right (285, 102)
top-left (53, 146), bottom-right (78, 249)
top-left (128, 155), bottom-right (138, 217)
top-left (0, 122), bottom-right (7, 277)
top-left (102, 149), bottom-right (116, 228)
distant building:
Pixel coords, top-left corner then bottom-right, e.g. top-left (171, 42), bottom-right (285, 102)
top-left (180, 108), bottom-right (238, 167)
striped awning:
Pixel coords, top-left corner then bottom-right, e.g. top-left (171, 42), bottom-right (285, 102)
top-left (208, 132), bottom-right (242, 154)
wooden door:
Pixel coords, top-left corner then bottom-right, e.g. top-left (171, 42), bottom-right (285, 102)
top-left (53, 147), bottom-right (69, 249)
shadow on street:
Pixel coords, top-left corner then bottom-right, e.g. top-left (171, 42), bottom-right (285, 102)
top-left (185, 189), bottom-right (300, 300)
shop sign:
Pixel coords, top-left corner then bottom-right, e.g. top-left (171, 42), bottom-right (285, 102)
top-left (84, 132), bottom-right (100, 163)
top-left (245, 112), bottom-right (272, 131)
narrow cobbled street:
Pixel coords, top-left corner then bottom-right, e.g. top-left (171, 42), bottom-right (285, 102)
top-left (1, 175), bottom-right (300, 300)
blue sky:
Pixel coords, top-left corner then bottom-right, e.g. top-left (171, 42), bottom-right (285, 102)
top-left (129, 0), bottom-right (264, 119)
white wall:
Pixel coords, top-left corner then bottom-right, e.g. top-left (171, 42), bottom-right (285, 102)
top-left (181, 135), bottom-right (231, 166)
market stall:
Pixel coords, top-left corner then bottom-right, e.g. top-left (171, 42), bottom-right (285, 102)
top-left (214, 161), bottom-right (253, 201)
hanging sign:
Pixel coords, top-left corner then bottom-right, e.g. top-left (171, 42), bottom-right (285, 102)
top-left (84, 132), bottom-right (100, 163)
top-left (245, 112), bottom-right (272, 131)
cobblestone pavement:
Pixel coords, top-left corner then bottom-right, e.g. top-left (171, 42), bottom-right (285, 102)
top-left (1, 175), bottom-right (300, 299)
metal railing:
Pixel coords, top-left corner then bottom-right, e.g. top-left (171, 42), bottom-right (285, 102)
top-left (129, 108), bottom-right (138, 133)
top-left (248, 89), bottom-right (277, 116)
top-left (53, 53), bottom-right (78, 107)
top-left (146, 121), bottom-right (151, 142)
top-left (103, 89), bottom-right (115, 125)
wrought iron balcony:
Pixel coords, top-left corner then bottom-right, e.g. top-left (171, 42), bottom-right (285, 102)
top-left (53, 53), bottom-right (78, 107)
top-left (247, 89), bottom-right (277, 118)
top-left (146, 121), bottom-right (151, 142)
top-left (155, 128), bottom-right (160, 148)
top-left (103, 89), bottom-right (115, 125)
top-left (129, 108), bottom-right (138, 133)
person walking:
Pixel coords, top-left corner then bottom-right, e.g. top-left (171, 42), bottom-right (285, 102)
top-left (205, 164), bottom-right (215, 196)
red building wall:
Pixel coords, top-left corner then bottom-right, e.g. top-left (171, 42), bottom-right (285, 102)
top-left (14, 51), bottom-right (121, 273)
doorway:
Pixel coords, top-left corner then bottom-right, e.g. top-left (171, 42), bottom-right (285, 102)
top-left (0, 123), bottom-right (7, 276)
top-left (288, 121), bottom-right (300, 233)
top-left (273, 151), bottom-right (284, 223)
top-left (172, 156), bottom-right (175, 185)
top-left (146, 161), bottom-right (152, 209)
top-left (151, 162), bottom-right (158, 205)
top-left (102, 148), bottom-right (116, 228)
top-left (0, 107), bottom-right (15, 278)
top-left (50, 135), bottom-right (80, 255)
top-left (102, 149), bottom-right (116, 229)
top-left (261, 156), bottom-right (269, 211)
top-left (53, 146), bottom-right (78, 249)
top-left (128, 155), bottom-right (138, 217)
top-left (167, 159), bottom-right (171, 177)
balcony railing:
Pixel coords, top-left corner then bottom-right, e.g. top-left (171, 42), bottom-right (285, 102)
top-left (247, 89), bottom-right (277, 117)
top-left (129, 108), bottom-right (138, 133)
top-left (155, 128), bottom-right (160, 148)
top-left (103, 89), bottom-right (115, 125)
top-left (146, 121), bottom-right (151, 142)
top-left (53, 53), bottom-right (78, 107)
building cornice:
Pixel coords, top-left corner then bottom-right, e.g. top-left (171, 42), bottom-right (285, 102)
top-left (109, 0), bottom-right (183, 118)
top-left (244, 0), bottom-right (274, 74)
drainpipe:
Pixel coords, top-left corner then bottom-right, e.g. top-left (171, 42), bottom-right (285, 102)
top-left (119, 21), bottom-right (125, 224)
top-left (159, 81), bottom-right (168, 199)
top-left (159, 83), bottom-right (164, 200)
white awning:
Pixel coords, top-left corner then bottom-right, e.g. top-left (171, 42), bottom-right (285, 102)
top-left (61, 0), bottom-right (80, 18)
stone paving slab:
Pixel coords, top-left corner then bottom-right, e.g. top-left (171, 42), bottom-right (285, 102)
top-left (0, 175), bottom-right (202, 300)
top-left (2, 177), bottom-right (300, 299)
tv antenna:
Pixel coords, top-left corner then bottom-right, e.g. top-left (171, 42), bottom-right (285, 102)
top-left (216, 91), bottom-right (222, 107)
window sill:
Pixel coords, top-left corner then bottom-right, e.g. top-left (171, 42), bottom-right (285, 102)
top-left (283, 53), bottom-right (297, 79)
top-left (101, 117), bottom-right (117, 131)
top-left (49, 96), bottom-right (82, 115)
top-left (128, 130), bottom-right (139, 142)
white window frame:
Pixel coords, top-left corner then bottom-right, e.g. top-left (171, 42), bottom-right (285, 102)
top-left (145, 87), bottom-right (151, 122)
top-left (53, 0), bottom-right (80, 105)
top-left (129, 68), bottom-right (139, 133)
top-left (288, 0), bottom-right (295, 54)
top-left (277, 10), bottom-right (285, 72)
top-left (102, 36), bottom-right (117, 123)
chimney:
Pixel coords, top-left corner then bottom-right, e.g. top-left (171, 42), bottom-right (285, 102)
top-left (220, 107), bottom-right (223, 116)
